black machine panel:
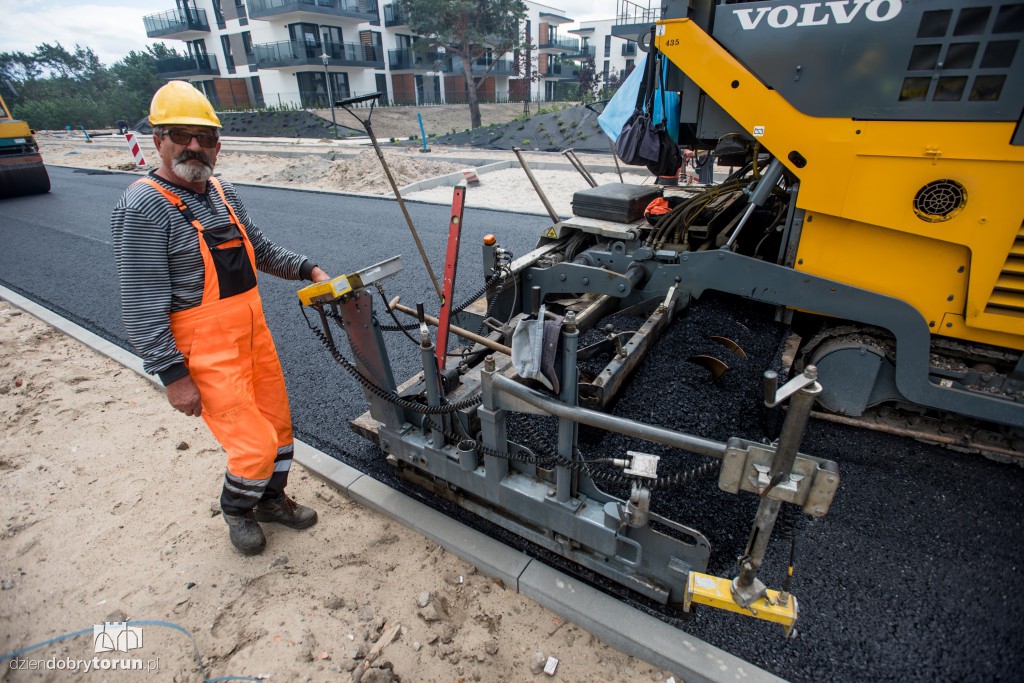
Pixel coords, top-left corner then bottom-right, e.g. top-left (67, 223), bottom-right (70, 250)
top-left (708, 0), bottom-right (1024, 122)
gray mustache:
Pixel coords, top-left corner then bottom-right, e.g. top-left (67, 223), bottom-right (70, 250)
top-left (177, 151), bottom-right (211, 166)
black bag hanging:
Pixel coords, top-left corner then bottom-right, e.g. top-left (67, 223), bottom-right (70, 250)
top-left (614, 32), bottom-right (662, 167)
top-left (645, 51), bottom-right (682, 177)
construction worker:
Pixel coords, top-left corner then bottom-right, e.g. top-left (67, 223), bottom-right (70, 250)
top-left (111, 81), bottom-right (330, 555)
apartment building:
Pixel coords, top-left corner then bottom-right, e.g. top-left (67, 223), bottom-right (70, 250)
top-left (142, 0), bottom-right (636, 108)
top-left (570, 18), bottom-right (638, 99)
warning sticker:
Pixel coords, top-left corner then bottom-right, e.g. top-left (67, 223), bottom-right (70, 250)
top-left (544, 227), bottom-right (559, 238)
top-left (656, 25), bottom-right (665, 36)
top-left (752, 126), bottom-right (765, 137)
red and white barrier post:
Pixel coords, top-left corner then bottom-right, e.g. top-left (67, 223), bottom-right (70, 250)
top-left (124, 132), bottom-right (148, 168)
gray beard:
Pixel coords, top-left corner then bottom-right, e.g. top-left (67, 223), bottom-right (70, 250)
top-left (172, 157), bottom-right (213, 183)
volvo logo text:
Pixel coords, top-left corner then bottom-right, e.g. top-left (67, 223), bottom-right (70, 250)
top-left (733, 0), bottom-right (902, 30)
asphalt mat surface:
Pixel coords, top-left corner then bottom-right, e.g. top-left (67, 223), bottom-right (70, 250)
top-left (2, 166), bottom-right (1023, 682)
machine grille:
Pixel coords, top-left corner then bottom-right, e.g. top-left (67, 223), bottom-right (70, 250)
top-left (985, 220), bottom-right (1024, 317)
top-left (913, 180), bottom-right (967, 222)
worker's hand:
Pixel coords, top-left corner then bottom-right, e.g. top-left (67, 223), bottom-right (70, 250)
top-left (166, 375), bottom-right (203, 417)
top-left (310, 266), bottom-right (331, 283)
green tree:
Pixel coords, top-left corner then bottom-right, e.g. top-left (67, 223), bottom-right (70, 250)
top-left (109, 44), bottom-right (184, 124)
top-left (577, 55), bottom-right (601, 102)
top-left (403, 0), bottom-right (528, 128)
top-left (3, 41), bottom-right (180, 130)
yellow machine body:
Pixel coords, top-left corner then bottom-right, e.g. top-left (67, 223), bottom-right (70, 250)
top-left (0, 92), bottom-right (51, 199)
top-left (656, 19), bottom-right (1024, 350)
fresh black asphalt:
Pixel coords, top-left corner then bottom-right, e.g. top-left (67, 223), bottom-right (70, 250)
top-left (1, 166), bottom-right (1022, 682)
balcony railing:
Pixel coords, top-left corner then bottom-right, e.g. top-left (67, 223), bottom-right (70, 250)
top-left (155, 54), bottom-right (219, 78)
top-left (445, 57), bottom-right (514, 76)
top-left (388, 48), bottom-right (442, 70)
top-left (255, 40), bottom-right (384, 68)
top-left (545, 62), bottom-right (580, 79)
top-left (567, 45), bottom-right (596, 60)
top-left (383, 2), bottom-right (407, 26)
top-left (143, 7), bottom-right (210, 37)
top-left (621, 42), bottom-right (637, 57)
top-left (538, 36), bottom-right (580, 52)
top-left (248, 0), bottom-right (378, 22)
top-left (615, 0), bottom-right (659, 25)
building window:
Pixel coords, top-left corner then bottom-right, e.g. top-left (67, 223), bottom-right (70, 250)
top-left (212, 0), bottom-right (225, 28)
top-left (323, 26), bottom-right (343, 45)
top-left (604, 35), bottom-right (611, 57)
top-left (297, 71), bottom-right (350, 108)
top-left (250, 76), bottom-right (264, 106)
top-left (242, 31), bottom-right (253, 56)
top-left (221, 35), bottom-right (235, 72)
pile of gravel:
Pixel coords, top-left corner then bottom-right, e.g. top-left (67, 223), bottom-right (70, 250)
top-left (133, 110), bottom-right (364, 139)
top-left (425, 104), bottom-right (611, 153)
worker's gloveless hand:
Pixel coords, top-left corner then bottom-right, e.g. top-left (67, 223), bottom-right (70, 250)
top-left (166, 375), bottom-right (203, 417)
top-left (310, 266), bottom-right (331, 283)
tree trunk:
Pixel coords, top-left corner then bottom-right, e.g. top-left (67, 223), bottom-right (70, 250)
top-left (460, 55), bottom-right (482, 129)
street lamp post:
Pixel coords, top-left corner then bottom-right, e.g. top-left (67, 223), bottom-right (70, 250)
top-left (320, 36), bottom-right (338, 138)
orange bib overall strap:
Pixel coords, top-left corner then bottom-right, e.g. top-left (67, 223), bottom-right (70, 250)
top-left (139, 176), bottom-right (294, 514)
top-left (137, 176), bottom-right (258, 303)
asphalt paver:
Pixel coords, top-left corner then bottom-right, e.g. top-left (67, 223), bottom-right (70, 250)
top-left (2, 166), bottom-right (1022, 682)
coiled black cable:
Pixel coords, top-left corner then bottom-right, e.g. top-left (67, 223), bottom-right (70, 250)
top-left (589, 457), bottom-right (721, 489)
top-left (301, 304), bottom-right (481, 416)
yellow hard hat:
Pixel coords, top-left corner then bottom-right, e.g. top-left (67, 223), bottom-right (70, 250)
top-left (149, 81), bottom-right (222, 128)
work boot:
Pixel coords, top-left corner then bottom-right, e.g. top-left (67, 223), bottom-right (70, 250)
top-left (222, 510), bottom-right (266, 555)
top-left (255, 494), bottom-right (318, 530)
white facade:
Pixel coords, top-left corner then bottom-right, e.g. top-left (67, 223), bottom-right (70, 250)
top-left (143, 0), bottom-right (614, 108)
top-left (571, 18), bottom-right (638, 99)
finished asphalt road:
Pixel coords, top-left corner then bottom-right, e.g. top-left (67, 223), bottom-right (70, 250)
top-left (2, 166), bottom-right (1022, 682)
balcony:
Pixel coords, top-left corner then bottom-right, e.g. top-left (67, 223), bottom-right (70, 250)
top-left (545, 62), bottom-right (580, 80)
top-left (566, 45), bottom-right (596, 60)
top-left (621, 42), bottom-right (637, 57)
top-left (383, 2), bottom-right (407, 26)
top-left (445, 57), bottom-right (514, 76)
top-left (143, 7), bottom-right (209, 38)
top-left (155, 54), bottom-right (219, 79)
top-left (255, 40), bottom-right (384, 69)
top-left (538, 36), bottom-right (579, 53)
top-left (388, 48), bottom-right (442, 71)
top-left (248, 0), bottom-right (378, 23)
top-left (613, 0), bottom-right (659, 39)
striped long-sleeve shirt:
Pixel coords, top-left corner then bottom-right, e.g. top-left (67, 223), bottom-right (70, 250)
top-left (111, 172), bottom-right (314, 385)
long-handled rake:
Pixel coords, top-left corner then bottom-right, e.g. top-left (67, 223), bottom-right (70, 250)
top-left (336, 92), bottom-right (443, 302)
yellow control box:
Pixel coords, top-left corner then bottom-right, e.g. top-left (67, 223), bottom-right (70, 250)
top-left (297, 275), bottom-right (352, 306)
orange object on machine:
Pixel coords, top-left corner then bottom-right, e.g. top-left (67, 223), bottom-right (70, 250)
top-left (644, 197), bottom-right (672, 225)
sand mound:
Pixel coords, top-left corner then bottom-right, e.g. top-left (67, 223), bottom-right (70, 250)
top-left (255, 150), bottom-right (463, 194)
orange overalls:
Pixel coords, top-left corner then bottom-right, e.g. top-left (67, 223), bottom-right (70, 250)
top-left (139, 177), bottom-right (294, 514)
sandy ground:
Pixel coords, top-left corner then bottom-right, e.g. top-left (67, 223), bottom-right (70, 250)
top-left (1, 136), bottom-right (680, 680)
top-left (0, 302), bottom-right (677, 682)
top-left (36, 133), bottom-right (648, 217)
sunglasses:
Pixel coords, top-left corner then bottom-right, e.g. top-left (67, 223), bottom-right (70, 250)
top-left (162, 130), bottom-right (219, 148)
